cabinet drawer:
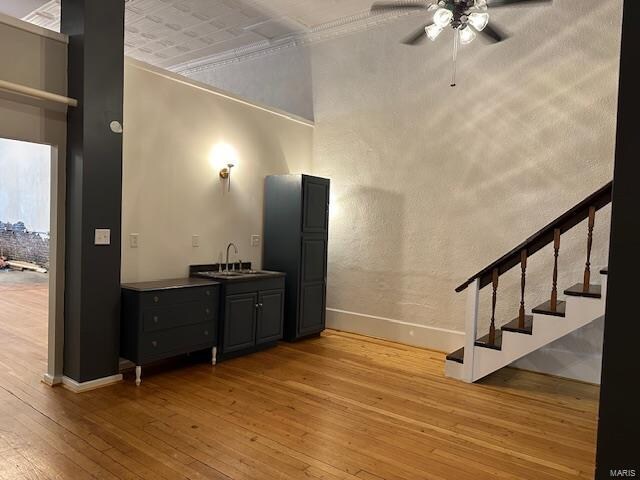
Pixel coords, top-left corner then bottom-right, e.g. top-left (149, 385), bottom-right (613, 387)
top-left (143, 301), bottom-right (216, 333)
top-left (141, 323), bottom-right (215, 359)
top-left (141, 285), bottom-right (218, 308)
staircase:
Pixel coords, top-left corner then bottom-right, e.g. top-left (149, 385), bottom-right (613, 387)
top-left (445, 183), bottom-right (612, 383)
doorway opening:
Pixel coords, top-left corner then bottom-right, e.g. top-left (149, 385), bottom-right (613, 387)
top-left (0, 137), bottom-right (52, 382)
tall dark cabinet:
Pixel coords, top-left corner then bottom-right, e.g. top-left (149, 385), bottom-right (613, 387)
top-left (263, 175), bottom-right (330, 341)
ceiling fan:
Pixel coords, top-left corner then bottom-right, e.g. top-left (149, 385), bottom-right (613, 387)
top-left (370, 0), bottom-right (553, 86)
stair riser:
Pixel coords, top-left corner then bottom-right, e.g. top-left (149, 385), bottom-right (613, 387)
top-left (566, 296), bottom-right (605, 325)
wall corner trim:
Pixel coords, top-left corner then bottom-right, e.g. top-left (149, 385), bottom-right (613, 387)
top-left (61, 374), bottom-right (123, 393)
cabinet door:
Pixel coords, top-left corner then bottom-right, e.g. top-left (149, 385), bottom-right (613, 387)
top-left (299, 283), bottom-right (326, 336)
top-left (302, 177), bottom-right (329, 233)
top-left (302, 237), bottom-right (327, 283)
top-left (223, 293), bottom-right (258, 353)
top-left (256, 289), bottom-right (284, 345)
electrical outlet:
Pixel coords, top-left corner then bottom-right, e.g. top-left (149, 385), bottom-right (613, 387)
top-left (129, 233), bottom-right (139, 248)
top-left (251, 235), bottom-right (260, 247)
top-left (95, 229), bottom-right (111, 246)
top-left (192, 235), bottom-right (200, 247)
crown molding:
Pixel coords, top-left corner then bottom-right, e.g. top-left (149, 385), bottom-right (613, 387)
top-left (172, 9), bottom-right (421, 76)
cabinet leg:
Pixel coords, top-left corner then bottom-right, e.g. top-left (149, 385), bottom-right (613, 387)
top-left (211, 347), bottom-right (217, 366)
top-left (135, 366), bottom-right (142, 386)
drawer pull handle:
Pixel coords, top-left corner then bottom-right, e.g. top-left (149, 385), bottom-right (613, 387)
top-left (206, 290), bottom-right (211, 296)
top-left (204, 330), bottom-right (209, 336)
top-left (153, 316), bottom-right (159, 323)
top-left (151, 341), bottom-right (158, 347)
top-left (153, 296), bottom-right (159, 303)
top-left (205, 308), bottom-right (210, 314)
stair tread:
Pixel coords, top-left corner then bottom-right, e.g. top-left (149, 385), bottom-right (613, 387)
top-left (475, 330), bottom-right (503, 350)
top-left (501, 315), bottom-right (534, 335)
top-left (446, 347), bottom-right (464, 364)
top-left (564, 283), bottom-right (601, 299)
top-left (532, 300), bottom-right (566, 317)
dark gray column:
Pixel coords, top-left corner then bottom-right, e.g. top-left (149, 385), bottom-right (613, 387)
top-left (595, 1), bottom-right (640, 477)
top-left (61, 0), bottom-right (125, 383)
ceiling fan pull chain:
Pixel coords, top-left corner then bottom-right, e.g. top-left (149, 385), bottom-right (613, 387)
top-left (451, 29), bottom-right (459, 87)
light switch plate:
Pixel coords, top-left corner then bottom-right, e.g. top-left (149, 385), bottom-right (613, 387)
top-left (192, 235), bottom-right (200, 247)
top-left (95, 229), bottom-right (111, 246)
top-left (251, 235), bottom-right (260, 247)
top-left (129, 233), bottom-right (139, 248)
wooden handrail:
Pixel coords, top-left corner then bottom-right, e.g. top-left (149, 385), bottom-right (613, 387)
top-left (455, 181), bottom-right (613, 293)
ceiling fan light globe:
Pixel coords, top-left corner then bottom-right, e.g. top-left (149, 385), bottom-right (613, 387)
top-left (468, 12), bottom-right (489, 31)
top-left (459, 26), bottom-right (477, 44)
top-left (433, 8), bottom-right (453, 27)
top-left (425, 24), bottom-right (444, 41)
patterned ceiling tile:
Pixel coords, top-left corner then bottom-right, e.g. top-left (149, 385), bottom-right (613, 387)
top-left (21, 0), bottom-right (401, 71)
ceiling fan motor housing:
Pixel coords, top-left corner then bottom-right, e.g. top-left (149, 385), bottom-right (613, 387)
top-left (442, 0), bottom-right (484, 27)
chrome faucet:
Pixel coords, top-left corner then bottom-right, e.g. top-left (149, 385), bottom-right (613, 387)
top-left (225, 243), bottom-right (238, 272)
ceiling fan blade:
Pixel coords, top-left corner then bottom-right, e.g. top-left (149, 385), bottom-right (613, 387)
top-left (371, 1), bottom-right (432, 13)
top-left (486, 0), bottom-right (552, 7)
top-left (478, 23), bottom-right (509, 43)
top-left (401, 23), bottom-right (432, 45)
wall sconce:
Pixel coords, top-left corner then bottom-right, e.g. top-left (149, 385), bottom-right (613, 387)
top-left (210, 143), bottom-right (238, 192)
top-left (219, 163), bottom-right (235, 192)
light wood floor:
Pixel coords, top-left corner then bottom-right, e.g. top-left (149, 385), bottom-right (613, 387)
top-left (0, 280), bottom-right (600, 480)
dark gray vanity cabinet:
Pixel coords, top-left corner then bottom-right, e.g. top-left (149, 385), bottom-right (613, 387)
top-left (263, 175), bottom-right (330, 341)
top-left (120, 278), bottom-right (220, 385)
top-left (218, 277), bottom-right (285, 360)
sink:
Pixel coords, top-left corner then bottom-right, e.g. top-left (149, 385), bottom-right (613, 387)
top-left (197, 271), bottom-right (244, 278)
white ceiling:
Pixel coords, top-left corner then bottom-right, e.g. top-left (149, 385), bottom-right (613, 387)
top-left (21, 0), bottom-right (379, 70)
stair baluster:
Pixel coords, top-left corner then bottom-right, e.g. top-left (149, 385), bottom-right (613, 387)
top-left (583, 206), bottom-right (596, 292)
top-left (518, 249), bottom-right (527, 329)
top-left (489, 268), bottom-right (499, 345)
top-left (550, 229), bottom-right (561, 312)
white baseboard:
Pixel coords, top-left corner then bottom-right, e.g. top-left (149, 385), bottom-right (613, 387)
top-left (61, 374), bottom-right (123, 393)
top-left (326, 308), bottom-right (464, 353)
top-left (42, 373), bottom-right (63, 386)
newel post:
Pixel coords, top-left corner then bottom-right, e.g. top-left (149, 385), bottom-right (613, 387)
top-left (462, 278), bottom-right (480, 383)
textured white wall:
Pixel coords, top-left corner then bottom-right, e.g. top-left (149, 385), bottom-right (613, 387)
top-left (188, 0), bottom-right (623, 382)
top-left (121, 59), bottom-right (313, 284)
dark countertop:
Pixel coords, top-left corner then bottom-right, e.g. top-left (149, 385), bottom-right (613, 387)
top-left (121, 277), bottom-right (220, 292)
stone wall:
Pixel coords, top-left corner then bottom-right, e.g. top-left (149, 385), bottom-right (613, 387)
top-left (0, 221), bottom-right (49, 269)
